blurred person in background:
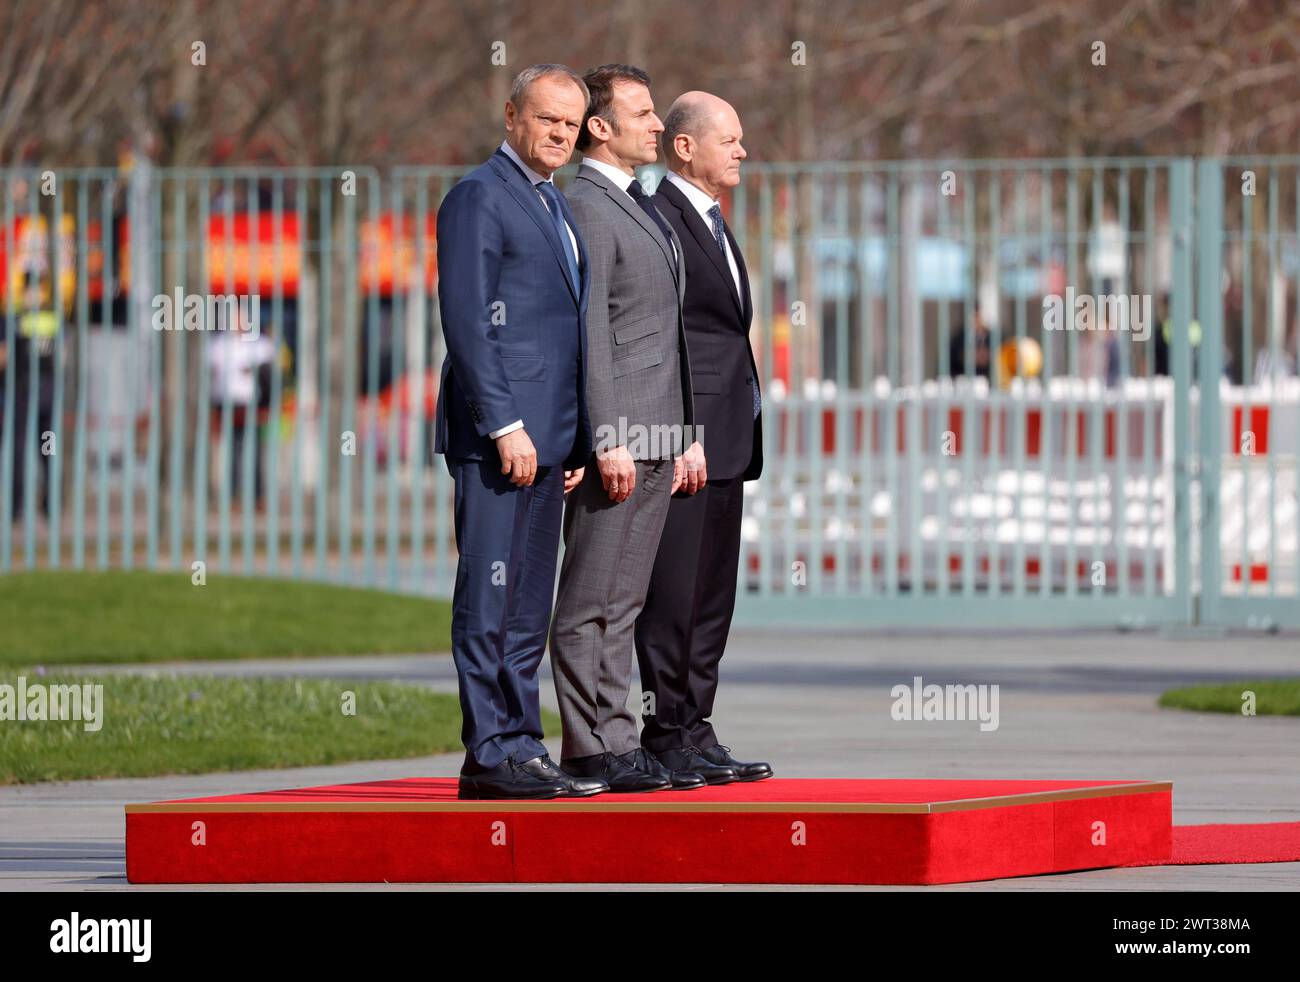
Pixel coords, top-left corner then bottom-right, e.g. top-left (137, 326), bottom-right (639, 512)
top-left (949, 306), bottom-right (991, 379)
top-left (1, 204), bottom-right (61, 525)
top-left (1077, 315), bottom-right (1107, 384)
top-left (1253, 317), bottom-right (1298, 383)
top-left (206, 305), bottom-right (275, 507)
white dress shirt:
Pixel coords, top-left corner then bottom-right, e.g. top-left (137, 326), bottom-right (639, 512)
top-left (488, 141), bottom-right (583, 440)
top-left (580, 155), bottom-right (637, 196)
top-left (664, 170), bottom-right (741, 298)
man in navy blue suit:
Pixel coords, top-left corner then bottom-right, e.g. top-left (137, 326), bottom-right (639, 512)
top-left (435, 64), bottom-right (607, 800)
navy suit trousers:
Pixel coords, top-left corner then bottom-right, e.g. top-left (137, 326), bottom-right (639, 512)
top-left (447, 457), bottom-right (564, 772)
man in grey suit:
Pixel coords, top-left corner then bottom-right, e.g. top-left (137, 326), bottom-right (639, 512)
top-left (549, 64), bottom-right (710, 792)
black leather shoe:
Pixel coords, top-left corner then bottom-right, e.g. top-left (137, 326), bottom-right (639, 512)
top-left (645, 751), bottom-right (708, 790)
top-left (562, 749), bottom-right (671, 793)
top-left (515, 754), bottom-right (608, 797)
top-left (655, 746), bottom-right (739, 785)
top-left (458, 755), bottom-right (568, 800)
top-left (698, 744), bottom-right (773, 782)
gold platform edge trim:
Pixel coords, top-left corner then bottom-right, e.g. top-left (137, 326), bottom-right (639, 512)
top-left (125, 781), bottom-right (1173, 815)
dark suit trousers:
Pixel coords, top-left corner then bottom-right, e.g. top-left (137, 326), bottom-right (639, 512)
top-left (447, 457), bottom-right (563, 772)
top-left (634, 476), bottom-right (745, 753)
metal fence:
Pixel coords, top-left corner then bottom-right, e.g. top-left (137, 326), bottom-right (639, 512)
top-left (1, 157), bottom-right (1296, 628)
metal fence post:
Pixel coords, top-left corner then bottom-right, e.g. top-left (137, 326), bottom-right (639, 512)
top-left (1170, 159), bottom-right (1195, 625)
top-left (1195, 158), bottom-right (1225, 626)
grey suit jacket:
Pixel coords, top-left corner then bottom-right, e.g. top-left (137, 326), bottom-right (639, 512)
top-left (564, 164), bottom-right (694, 461)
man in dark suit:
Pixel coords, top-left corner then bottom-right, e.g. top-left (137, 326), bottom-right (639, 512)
top-left (634, 91), bottom-right (773, 782)
top-left (434, 64), bottom-right (606, 800)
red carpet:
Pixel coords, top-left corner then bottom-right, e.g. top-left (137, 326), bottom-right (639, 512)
top-left (1125, 821), bottom-right (1300, 867)
top-left (126, 777), bottom-right (1174, 885)
top-left (138, 776), bottom-right (1159, 806)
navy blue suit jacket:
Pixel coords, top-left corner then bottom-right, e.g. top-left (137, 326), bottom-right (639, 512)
top-left (434, 148), bottom-right (591, 470)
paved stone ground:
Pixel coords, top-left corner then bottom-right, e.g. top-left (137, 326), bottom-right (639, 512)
top-left (3, 629), bottom-right (1298, 891)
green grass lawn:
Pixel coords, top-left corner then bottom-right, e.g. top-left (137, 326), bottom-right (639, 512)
top-left (0, 671), bottom-right (561, 784)
top-left (1160, 679), bottom-right (1300, 716)
top-left (0, 571), bottom-right (452, 666)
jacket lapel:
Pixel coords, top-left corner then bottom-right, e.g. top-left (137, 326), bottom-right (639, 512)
top-left (491, 150), bottom-right (581, 306)
top-left (725, 222), bottom-right (752, 327)
top-left (577, 165), bottom-right (677, 281)
top-left (657, 177), bottom-right (744, 319)
top-left (668, 222), bottom-right (686, 304)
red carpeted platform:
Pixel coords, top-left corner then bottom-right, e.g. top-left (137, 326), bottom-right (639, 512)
top-left (126, 777), bottom-right (1172, 884)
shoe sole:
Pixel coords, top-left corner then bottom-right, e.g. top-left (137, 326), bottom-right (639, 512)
top-left (558, 786), bottom-right (608, 798)
top-left (457, 786), bottom-right (565, 801)
top-left (608, 783), bottom-right (673, 793)
top-left (701, 773), bottom-right (741, 785)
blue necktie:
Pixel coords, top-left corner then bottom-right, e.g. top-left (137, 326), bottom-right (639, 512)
top-left (536, 181), bottom-right (580, 294)
top-left (708, 203), bottom-right (761, 420)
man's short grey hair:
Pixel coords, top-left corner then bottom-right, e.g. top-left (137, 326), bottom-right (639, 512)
top-left (510, 64), bottom-right (590, 111)
top-left (662, 100), bottom-right (715, 163)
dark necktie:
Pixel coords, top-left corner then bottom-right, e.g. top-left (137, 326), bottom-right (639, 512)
top-left (536, 181), bottom-right (580, 294)
top-left (706, 202), bottom-right (761, 420)
top-left (627, 180), bottom-right (675, 252)
top-left (706, 203), bottom-right (730, 259)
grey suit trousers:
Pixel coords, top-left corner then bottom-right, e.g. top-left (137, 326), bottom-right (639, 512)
top-left (549, 456), bottom-right (674, 759)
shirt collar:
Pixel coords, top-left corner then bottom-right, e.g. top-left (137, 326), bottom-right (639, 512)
top-left (665, 170), bottom-right (719, 220)
top-left (580, 156), bottom-right (637, 195)
top-left (499, 139), bottom-right (551, 187)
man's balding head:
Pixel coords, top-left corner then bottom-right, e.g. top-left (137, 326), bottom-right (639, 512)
top-left (662, 92), bottom-right (728, 165)
top-left (660, 91), bottom-right (746, 198)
